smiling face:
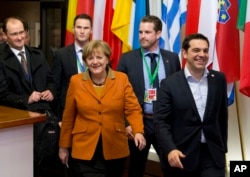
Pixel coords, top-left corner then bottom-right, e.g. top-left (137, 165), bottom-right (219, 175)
top-left (85, 47), bottom-right (109, 77)
top-left (5, 18), bottom-right (25, 50)
top-left (182, 39), bottom-right (209, 74)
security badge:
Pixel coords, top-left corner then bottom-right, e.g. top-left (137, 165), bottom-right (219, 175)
top-left (144, 88), bottom-right (157, 103)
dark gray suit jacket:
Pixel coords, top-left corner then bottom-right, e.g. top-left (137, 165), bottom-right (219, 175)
top-left (52, 44), bottom-right (78, 120)
top-left (117, 48), bottom-right (181, 108)
top-left (154, 69), bottom-right (228, 170)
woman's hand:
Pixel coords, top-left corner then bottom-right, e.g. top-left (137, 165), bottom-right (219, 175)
top-left (59, 147), bottom-right (69, 165)
top-left (126, 125), bottom-right (134, 140)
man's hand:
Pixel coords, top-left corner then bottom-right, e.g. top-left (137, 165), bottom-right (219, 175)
top-left (41, 90), bottom-right (54, 101)
top-left (168, 149), bottom-right (186, 169)
top-left (126, 125), bottom-right (134, 140)
top-left (134, 133), bottom-right (146, 151)
top-left (28, 91), bottom-right (42, 104)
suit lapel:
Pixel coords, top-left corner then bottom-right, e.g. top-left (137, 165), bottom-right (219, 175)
top-left (4, 49), bottom-right (32, 91)
top-left (4, 52), bottom-right (21, 74)
top-left (99, 69), bottom-right (117, 99)
top-left (81, 69), bottom-right (116, 100)
top-left (160, 49), bottom-right (171, 77)
top-left (134, 49), bottom-right (145, 95)
top-left (178, 71), bottom-right (201, 118)
top-left (82, 78), bottom-right (100, 100)
top-left (203, 71), bottom-right (216, 120)
top-left (68, 44), bottom-right (78, 73)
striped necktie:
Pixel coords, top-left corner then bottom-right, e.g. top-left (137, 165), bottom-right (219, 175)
top-left (19, 51), bottom-right (28, 76)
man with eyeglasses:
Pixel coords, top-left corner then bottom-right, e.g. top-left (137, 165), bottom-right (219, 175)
top-left (0, 16), bottom-right (58, 177)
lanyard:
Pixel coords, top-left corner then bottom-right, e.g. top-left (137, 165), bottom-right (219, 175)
top-left (76, 52), bottom-right (85, 72)
top-left (141, 48), bottom-right (160, 87)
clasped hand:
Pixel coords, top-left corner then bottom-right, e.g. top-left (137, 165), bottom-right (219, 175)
top-left (28, 90), bottom-right (54, 104)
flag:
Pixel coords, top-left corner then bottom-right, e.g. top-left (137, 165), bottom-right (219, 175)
top-left (185, 0), bottom-right (240, 105)
top-left (216, 0), bottom-right (240, 105)
top-left (237, 0), bottom-right (250, 97)
top-left (103, 0), bottom-right (122, 69)
top-left (111, 0), bottom-right (133, 52)
top-left (92, 0), bottom-right (122, 69)
top-left (65, 0), bottom-right (122, 69)
top-left (65, 0), bottom-right (94, 46)
top-left (111, 0), bottom-right (147, 52)
top-left (132, 0), bottom-right (147, 49)
top-left (160, 0), bottom-right (187, 63)
top-left (92, 0), bottom-right (106, 40)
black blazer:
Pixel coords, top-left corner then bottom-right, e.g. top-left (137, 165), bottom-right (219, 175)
top-left (0, 43), bottom-right (56, 112)
top-left (52, 44), bottom-right (78, 119)
top-left (117, 48), bottom-right (181, 107)
top-left (154, 70), bottom-right (228, 170)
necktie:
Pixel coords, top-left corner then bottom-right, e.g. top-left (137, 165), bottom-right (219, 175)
top-left (18, 51), bottom-right (28, 76)
top-left (77, 49), bottom-right (85, 72)
top-left (148, 53), bottom-right (159, 88)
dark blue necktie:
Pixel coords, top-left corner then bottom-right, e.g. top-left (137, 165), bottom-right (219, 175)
top-left (148, 53), bottom-right (159, 88)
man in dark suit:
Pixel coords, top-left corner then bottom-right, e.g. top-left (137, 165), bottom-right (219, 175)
top-left (154, 33), bottom-right (228, 177)
top-left (117, 15), bottom-right (181, 177)
top-left (0, 16), bottom-right (56, 114)
top-left (52, 13), bottom-right (92, 121)
top-left (0, 16), bottom-right (57, 177)
top-left (52, 13), bottom-right (92, 177)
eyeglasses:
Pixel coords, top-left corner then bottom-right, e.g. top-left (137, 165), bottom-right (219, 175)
top-left (8, 30), bottom-right (25, 37)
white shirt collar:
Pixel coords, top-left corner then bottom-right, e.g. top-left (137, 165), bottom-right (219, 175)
top-left (74, 42), bottom-right (82, 53)
top-left (9, 46), bottom-right (25, 58)
top-left (184, 66), bottom-right (209, 80)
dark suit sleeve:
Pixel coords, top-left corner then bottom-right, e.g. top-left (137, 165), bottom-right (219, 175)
top-left (52, 45), bottom-right (77, 120)
top-left (41, 52), bottom-right (57, 97)
top-left (218, 72), bottom-right (228, 152)
top-left (52, 50), bottom-right (64, 98)
top-left (51, 49), bottom-right (66, 120)
top-left (117, 53), bottom-right (131, 127)
top-left (173, 54), bottom-right (181, 72)
top-left (169, 51), bottom-right (181, 72)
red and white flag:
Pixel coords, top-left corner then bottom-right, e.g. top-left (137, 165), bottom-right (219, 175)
top-left (185, 0), bottom-right (240, 105)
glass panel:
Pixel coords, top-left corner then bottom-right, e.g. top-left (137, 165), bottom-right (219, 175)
top-left (44, 8), bottom-right (62, 67)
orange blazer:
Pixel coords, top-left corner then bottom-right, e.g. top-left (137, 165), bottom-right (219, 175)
top-left (59, 68), bottom-right (144, 160)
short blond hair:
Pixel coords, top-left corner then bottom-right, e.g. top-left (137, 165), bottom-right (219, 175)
top-left (82, 40), bottom-right (112, 62)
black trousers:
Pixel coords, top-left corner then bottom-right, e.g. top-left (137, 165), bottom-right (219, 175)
top-left (163, 143), bottom-right (225, 177)
top-left (74, 137), bottom-right (126, 177)
top-left (128, 118), bottom-right (162, 177)
top-left (74, 157), bottom-right (126, 177)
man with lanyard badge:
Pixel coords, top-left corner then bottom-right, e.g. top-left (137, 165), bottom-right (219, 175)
top-left (117, 15), bottom-right (181, 177)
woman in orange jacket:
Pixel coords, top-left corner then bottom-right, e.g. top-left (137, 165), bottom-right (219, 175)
top-left (59, 40), bottom-right (146, 177)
